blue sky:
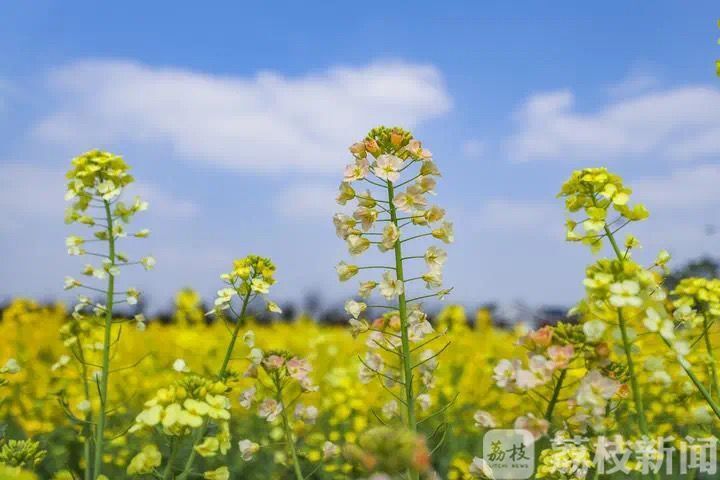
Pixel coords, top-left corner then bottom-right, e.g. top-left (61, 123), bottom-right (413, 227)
top-left (1, 1), bottom-right (719, 312)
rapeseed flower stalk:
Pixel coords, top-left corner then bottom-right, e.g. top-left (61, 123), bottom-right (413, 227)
top-left (237, 346), bottom-right (320, 480)
top-left (64, 150), bottom-right (153, 479)
top-left (559, 168), bottom-right (655, 440)
top-left (560, 169), bottom-right (720, 424)
top-left (175, 256), bottom-right (281, 479)
top-left (334, 126), bottom-right (452, 479)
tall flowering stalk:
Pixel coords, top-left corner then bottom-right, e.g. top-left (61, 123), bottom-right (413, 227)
top-left (63, 150), bottom-right (154, 479)
top-left (559, 168), bottom-right (654, 440)
top-left (174, 256), bottom-right (282, 480)
top-left (559, 168), bottom-right (720, 425)
top-left (334, 127), bottom-right (453, 472)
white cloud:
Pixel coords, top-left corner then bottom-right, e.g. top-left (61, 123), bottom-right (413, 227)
top-left (506, 85), bottom-right (720, 162)
top-left (35, 59), bottom-right (452, 173)
top-left (633, 164), bottom-right (720, 210)
top-left (273, 183), bottom-right (338, 219)
top-left (607, 69), bottom-right (659, 98)
top-left (463, 199), bottom-right (562, 238)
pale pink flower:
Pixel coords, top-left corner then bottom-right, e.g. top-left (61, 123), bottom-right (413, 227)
top-left (548, 344), bottom-right (574, 370)
top-left (514, 413), bottom-right (549, 441)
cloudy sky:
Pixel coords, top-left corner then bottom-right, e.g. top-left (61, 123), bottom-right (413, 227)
top-left (1, 1), bottom-right (718, 311)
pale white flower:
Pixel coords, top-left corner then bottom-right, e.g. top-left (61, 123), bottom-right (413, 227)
top-left (239, 386), bottom-right (256, 409)
top-left (349, 318), bottom-right (369, 338)
top-left (2, 358), bottom-right (20, 374)
top-left (393, 190), bottom-right (426, 213)
top-left (336, 261), bottom-right (359, 281)
top-left (373, 154), bottom-right (403, 182)
top-left (258, 398), bottom-right (283, 422)
top-left (379, 271), bottom-right (404, 300)
top-left (582, 319), bottom-right (606, 343)
top-left (417, 393), bottom-right (432, 411)
top-left (576, 370), bottom-right (620, 415)
top-left (379, 223), bottom-right (400, 252)
top-left (347, 235), bottom-right (371, 255)
top-left (322, 441), bottom-right (340, 460)
top-left (238, 439), bottom-right (260, 461)
top-left (493, 359), bottom-right (519, 390)
top-left (469, 457), bottom-right (495, 479)
top-left (358, 281), bottom-right (378, 298)
top-left (248, 348), bottom-right (264, 365)
top-left (97, 180), bottom-right (121, 200)
top-left (243, 330), bottom-right (255, 347)
top-left (251, 278), bottom-right (270, 294)
top-left (173, 358), bottom-right (189, 373)
top-left (431, 221), bottom-right (454, 243)
top-left (422, 269), bottom-right (443, 289)
top-left (344, 299), bottom-right (367, 319)
top-left (344, 158), bottom-right (369, 182)
top-left (51, 355), bottom-right (71, 371)
top-left (514, 413), bottom-right (549, 441)
top-left (77, 400), bottom-right (91, 413)
top-left (266, 300), bottom-right (282, 314)
top-left (140, 256), bottom-right (156, 271)
top-left (473, 410), bottom-right (498, 429)
top-left (126, 288), bottom-right (140, 305)
top-left (214, 288), bottom-right (236, 307)
top-left (424, 246), bottom-right (447, 269)
top-left (609, 280), bottom-right (642, 308)
top-left (382, 400), bottom-right (399, 419)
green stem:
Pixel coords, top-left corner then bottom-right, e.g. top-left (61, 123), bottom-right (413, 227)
top-left (176, 291), bottom-right (252, 480)
top-left (387, 181), bottom-right (419, 480)
top-left (544, 368), bottom-right (567, 423)
top-left (702, 315), bottom-right (719, 399)
top-left (76, 342), bottom-right (94, 480)
top-left (92, 199), bottom-right (116, 479)
top-left (659, 335), bottom-right (720, 419)
top-left (276, 377), bottom-right (304, 480)
top-left (218, 291), bottom-right (252, 378)
top-left (161, 437), bottom-right (178, 480)
top-left (604, 225), bottom-right (651, 435)
top-left (603, 225), bottom-right (659, 480)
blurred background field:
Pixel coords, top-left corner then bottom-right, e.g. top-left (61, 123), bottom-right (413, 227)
top-left (1, 288), bottom-right (717, 479)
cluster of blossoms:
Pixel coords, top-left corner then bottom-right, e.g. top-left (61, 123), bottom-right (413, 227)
top-left (62, 150), bottom-right (155, 479)
top-left (495, 325), bottom-right (575, 393)
top-left (208, 255), bottom-right (280, 317)
top-left (63, 151), bottom-right (154, 311)
top-left (672, 277), bottom-right (720, 327)
top-left (493, 316), bottom-right (633, 443)
top-left (0, 439), bottom-right (46, 470)
top-left (236, 337), bottom-right (320, 477)
top-left (558, 167), bottom-right (649, 253)
top-left (128, 374), bottom-right (232, 475)
top-left (334, 127), bottom-right (453, 453)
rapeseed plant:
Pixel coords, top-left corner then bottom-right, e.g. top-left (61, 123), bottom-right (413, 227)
top-left (334, 126), bottom-right (453, 479)
top-left (64, 150), bottom-right (153, 479)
